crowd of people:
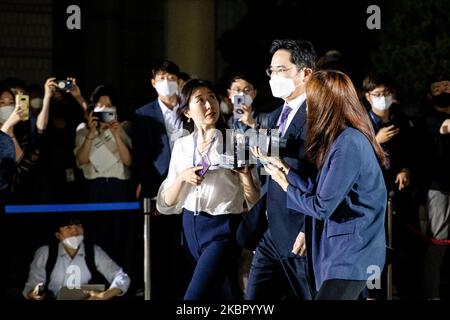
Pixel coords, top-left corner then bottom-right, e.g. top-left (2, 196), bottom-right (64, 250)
top-left (1, 38), bottom-right (449, 300)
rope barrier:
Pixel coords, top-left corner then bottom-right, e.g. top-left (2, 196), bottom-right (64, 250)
top-left (4, 202), bottom-right (140, 214)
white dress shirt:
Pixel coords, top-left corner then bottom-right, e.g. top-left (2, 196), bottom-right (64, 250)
top-left (276, 93), bottom-right (306, 136)
top-left (158, 98), bottom-right (183, 149)
top-left (156, 131), bottom-right (260, 215)
top-left (23, 242), bottom-right (130, 298)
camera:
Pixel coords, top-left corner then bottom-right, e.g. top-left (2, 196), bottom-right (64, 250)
top-left (93, 110), bottom-right (116, 123)
top-left (55, 79), bottom-right (74, 91)
top-left (232, 95), bottom-right (245, 120)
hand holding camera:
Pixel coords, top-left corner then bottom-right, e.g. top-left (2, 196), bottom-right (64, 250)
top-left (44, 77), bottom-right (57, 97)
top-left (87, 111), bottom-right (99, 138)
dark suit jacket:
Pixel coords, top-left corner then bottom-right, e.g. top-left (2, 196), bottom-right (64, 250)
top-left (0, 131), bottom-right (15, 198)
top-left (133, 100), bottom-right (172, 198)
top-left (237, 101), bottom-right (315, 256)
top-left (286, 127), bottom-right (387, 289)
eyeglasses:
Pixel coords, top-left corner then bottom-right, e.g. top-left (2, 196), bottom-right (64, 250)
top-left (231, 88), bottom-right (254, 95)
top-left (369, 90), bottom-right (392, 98)
top-left (265, 67), bottom-right (294, 77)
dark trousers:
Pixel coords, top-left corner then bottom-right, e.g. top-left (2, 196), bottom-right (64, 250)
top-left (246, 230), bottom-right (313, 300)
top-left (315, 279), bottom-right (367, 300)
top-left (182, 209), bottom-right (242, 300)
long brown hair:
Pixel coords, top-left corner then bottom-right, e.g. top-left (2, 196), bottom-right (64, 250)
top-left (306, 70), bottom-right (387, 169)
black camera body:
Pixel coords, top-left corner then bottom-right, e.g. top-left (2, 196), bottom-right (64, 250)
top-left (55, 79), bottom-right (74, 91)
top-left (93, 111), bottom-right (116, 123)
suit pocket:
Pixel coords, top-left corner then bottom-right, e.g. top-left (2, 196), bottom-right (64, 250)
top-left (326, 220), bottom-right (356, 238)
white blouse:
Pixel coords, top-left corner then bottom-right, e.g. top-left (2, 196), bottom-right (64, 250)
top-left (156, 131), bottom-right (259, 216)
top-left (73, 122), bottom-right (132, 180)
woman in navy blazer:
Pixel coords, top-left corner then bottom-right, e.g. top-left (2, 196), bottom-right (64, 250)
top-left (256, 70), bottom-right (388, 299)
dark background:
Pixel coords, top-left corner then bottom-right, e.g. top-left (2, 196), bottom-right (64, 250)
top-left (1, 0), bottom-right (448, 116)
top-left (1, 0), bottom-right (449, 301)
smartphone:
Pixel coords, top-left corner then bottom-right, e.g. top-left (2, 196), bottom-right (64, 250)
top-left (37, 284), bottom-right (45, 296)
top-left (196, 154), bottom-right (211, 177)
top-left (92, 111), bottom-right (116, 123)
top-left (55, 79), bottom-right (74, 91)
top-left (15, 93), bottom-right (29, 121)
top-left (232, 95), bottom-right (245, 120)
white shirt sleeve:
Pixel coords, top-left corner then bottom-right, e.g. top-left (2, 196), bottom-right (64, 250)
top-left (93, 245), bottom-right (130, 296)
top-left (156, 139), bottom-right (187, 215)
top-left (73, 123), bottom-right (89, 168)
top-left (23, 246), bottom-right (49, 299)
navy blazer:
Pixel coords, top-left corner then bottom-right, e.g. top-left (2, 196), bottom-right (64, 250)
top-left (133, 100), bottom-right (172, 198)
top-left (237, 101), bottom-right (315, 255)
top-left (286, 127), bottom-right (387, 289)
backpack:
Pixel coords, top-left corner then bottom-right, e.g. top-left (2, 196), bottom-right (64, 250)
top-left (44, 240), bottom-right (107, 298)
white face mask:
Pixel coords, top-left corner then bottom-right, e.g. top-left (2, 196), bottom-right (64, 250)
top-left (372, 95), bottom-right (393, 111)
top-left (269, 75), bottom-right (296, 99)
top-left (233, 93), bottom-right (253, 106)
top-left (30, 98), bottom-right (43, 110)
top-left (94, 106), bottom-right (116, 113)
top-left (62, 235), bottom-right (84, 250)
top-left (0, 105), bottom-right (15, 123)
top-left (220, 100), bottom-right (231, 114)
top-left (155, 80), bottom-right (178, 98)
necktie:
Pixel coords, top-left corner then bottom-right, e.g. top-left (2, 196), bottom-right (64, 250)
top-left (277, 104), bottom-right (292, 136)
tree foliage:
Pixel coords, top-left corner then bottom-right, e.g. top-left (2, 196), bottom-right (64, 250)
top-left (370, 0), bottom-right (450, 116)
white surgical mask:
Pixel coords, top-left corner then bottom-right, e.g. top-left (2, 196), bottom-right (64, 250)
top-left (0, 105), bottom-right (15, 123)
top-left (30, 98), bottom-right (43, 110)
top-left (62, 235), bottom-right (84, 250)
top-left (269, 75), bottom-right (296, 99)
top-left (94, 106), bottom-right (116, 113)
top-left (220, 100), bottom-right (231, 114)
top-left (372, 95), bottom-right (393, 111)
top-left (233, 93), bottom-right (253, 106)
top-left (155, 80), bottom-right (178, 98)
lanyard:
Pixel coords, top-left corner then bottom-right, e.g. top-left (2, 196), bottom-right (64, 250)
top-left (192, 132), bottom-right (216, 166)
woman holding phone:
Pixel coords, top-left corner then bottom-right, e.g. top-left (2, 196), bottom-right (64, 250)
top-left (156, 79), bottom-right (259, 300)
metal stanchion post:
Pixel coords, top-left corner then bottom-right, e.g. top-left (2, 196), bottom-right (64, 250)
top-left (387, 192), bottom-right (394, 300)
top-left (143, 198), bottom-right (151, 300)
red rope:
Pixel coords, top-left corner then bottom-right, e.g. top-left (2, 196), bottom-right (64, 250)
top-left (399, 218), bottom-right (450, 246)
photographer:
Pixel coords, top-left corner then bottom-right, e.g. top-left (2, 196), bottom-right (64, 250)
top-left (74, 85), bottom-right (132, 202)
top-left (0, 84), bottom-right (39, 198)
top-left (226, 73), bottom-right (263, 132)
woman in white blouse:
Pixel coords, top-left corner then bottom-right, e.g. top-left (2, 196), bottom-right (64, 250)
top-left (157, 79), bottom-right (259, 300)
top-left (74, 85), bottom-right (132, 202)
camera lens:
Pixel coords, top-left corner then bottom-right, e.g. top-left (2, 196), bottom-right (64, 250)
top-left (57, 81), bottom-right (66, 89)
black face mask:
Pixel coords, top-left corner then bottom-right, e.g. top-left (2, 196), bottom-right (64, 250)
top-left (432, 92), bottom-right (450, 108)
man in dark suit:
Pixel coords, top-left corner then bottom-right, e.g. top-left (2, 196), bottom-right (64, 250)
top-left (243, 39), bottom-right (317, 300)
top-left (133, 60), bottom-right (189, 299)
